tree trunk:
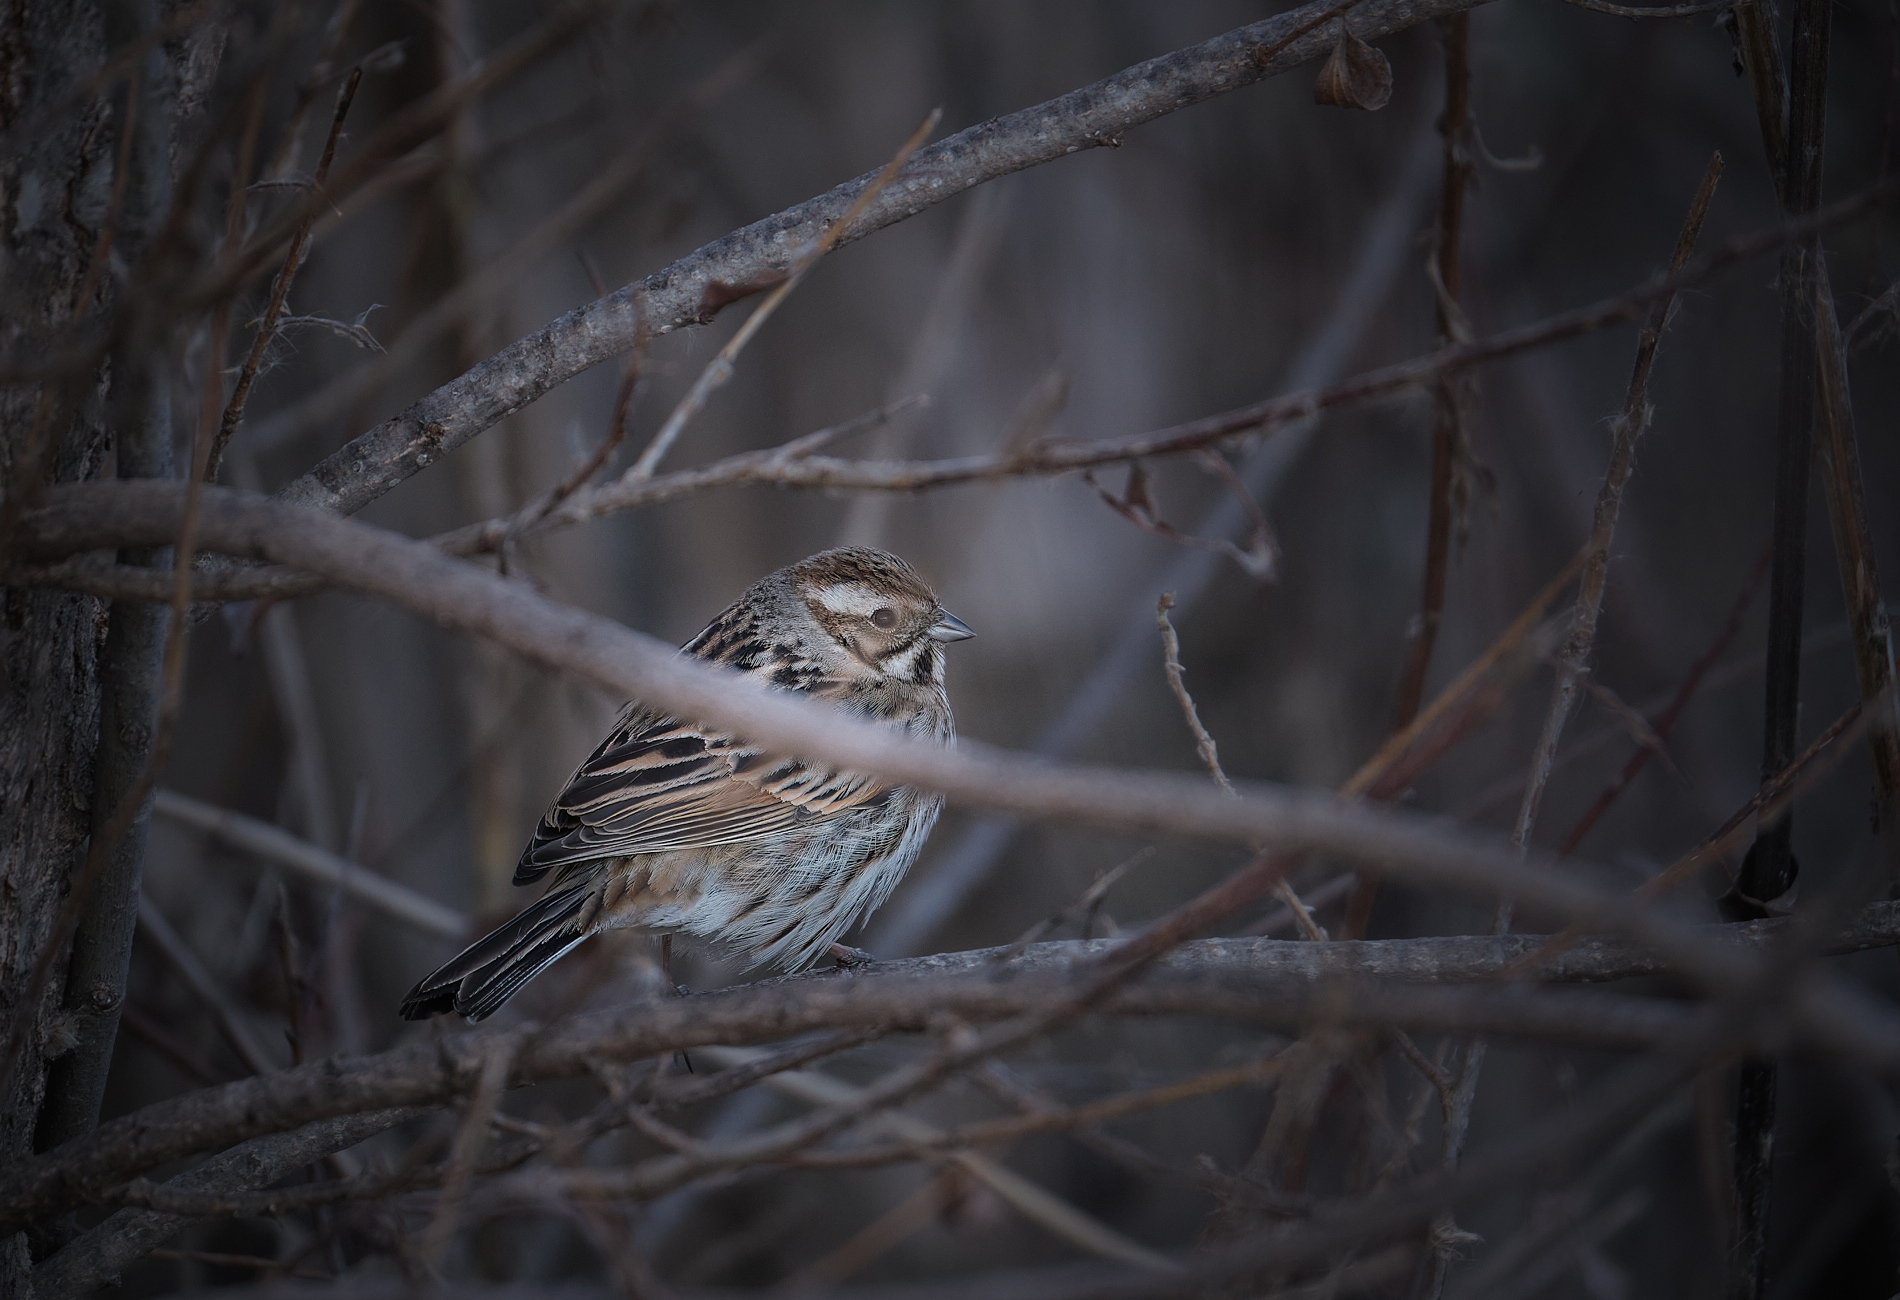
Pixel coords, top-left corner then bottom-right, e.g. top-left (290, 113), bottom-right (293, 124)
top-left (0, 0), bottom-right (114, 1283)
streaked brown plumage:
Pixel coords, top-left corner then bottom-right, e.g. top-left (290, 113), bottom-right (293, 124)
top-left (400, 547), bottom-right (972, 1021)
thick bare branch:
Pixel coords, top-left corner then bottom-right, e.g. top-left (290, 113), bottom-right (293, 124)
top-left (12, 482), bottom-right (1778, 989)
top-left (33, 1108), bottom-right (423, 1300)
top-left (273, 0), bottom-right (1498, 521)
top-left (19, 184), bottom-right (1892, 611)
top-left (7, 904), bottom-right (1900, 1237)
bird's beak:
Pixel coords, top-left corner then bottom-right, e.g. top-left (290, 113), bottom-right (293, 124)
top-left (927, 611), bottom-right (976, 643)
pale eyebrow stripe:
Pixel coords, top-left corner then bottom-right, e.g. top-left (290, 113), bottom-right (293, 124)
top-left (813, 583), bottom-right (882, 616)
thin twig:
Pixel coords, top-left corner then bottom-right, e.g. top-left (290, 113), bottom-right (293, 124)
top-left (1390, 10), bottom-right (1476, 736)
top-left (419, 1038), bottom-right (516, 1271)
top-left (693, 1045), bottom-right (1181, 1273)
top-left (1508, 150), bottom-right (1723, 891)
top-left (783, 1050), bottom-right (1294, 1168)
top-left (1425, 151), bottom-right (1723, 1300)
top-left (116, 1004), bottom-right (229, 1087)
top-left (134, 895), bottom-right (276, 1076)
top-left (1812, 275), bottom-right (1900, 860)
top-left (999, 849), bottom-right (1150, 959)
top-left (1157, 593), bottom-right (1235, 796)
top-left (647, 1029), bottom-right (886, 1111)
top-left (1348, 551), bottom-right (1586, 801)
top-left (205, 66), bottom-right (362, 483)
top-left (1159, 593), bottom-right (1325, 939)
top-left (1844, 277), bottom-right (1900, 346)
top-left (1557, 540), bottom-right (1773, 856)
top-left (1559, 0), bottom-right (1733, 15)
top-left (1564, 667), bottom-right (1682, 782)
top-left (498, 327), bottom-right (649, 572)
top-left (619, 106), bottom-right (943, 486)
top-left (19, 183), bottom-right (1894, 609)
top-left (1086, 459), bottom-right (1279, 583)
top-left (781, 1171), bottom-right (954, 1290)
top-left (151, 789), bottom-right (469, 938)
top-left (1503, 698), bottom-right (1872, 978)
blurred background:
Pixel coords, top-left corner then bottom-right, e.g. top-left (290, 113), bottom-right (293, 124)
top-left (101, 0), bottom-right (1900, 1293)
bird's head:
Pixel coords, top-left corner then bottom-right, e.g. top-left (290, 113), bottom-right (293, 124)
top-left (789, 547), bottom-right (974, 686)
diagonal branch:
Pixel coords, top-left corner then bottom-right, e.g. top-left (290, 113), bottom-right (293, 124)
top-left (1506, 150), bottom-right (1724, 883)
top-left (7, 903), bottom-right (1897, 1239)
top-left (619, 107), bottom-right (941, 486)
top-left (270, 0), bottom-right (1501, 521)
top-left (204, 65), bottom-right (361, 483)
top-left (9, 480), bottom-right (1784, 992)
top-left (1812, 276), bottom-right (1900, 865)
top-left (1425, 150), bottom-right (1723, 1300)
top-left (23, 180), bottom-right (1891, 611)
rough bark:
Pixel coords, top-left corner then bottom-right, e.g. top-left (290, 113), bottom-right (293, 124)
top-left (34, 1107), bottom-right (424, 1299)
top-left (34, 0), bottom-right (178, 1161)
top-left (272, 0), bottom-right (1502, 523)
top-left (0, 0), bottom-right (114, 1284)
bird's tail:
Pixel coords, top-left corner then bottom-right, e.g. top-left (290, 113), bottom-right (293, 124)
top-left (399, 885), bottom-right (592, 1022)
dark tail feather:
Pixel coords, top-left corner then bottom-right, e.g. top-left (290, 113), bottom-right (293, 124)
top-left (399, 886), bottom-right (592, 1022)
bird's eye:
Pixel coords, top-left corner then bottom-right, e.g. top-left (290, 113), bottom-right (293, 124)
top-left (871, 607), bottom-right (898, 630)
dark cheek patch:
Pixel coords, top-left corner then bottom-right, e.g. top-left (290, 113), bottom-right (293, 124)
top-left (910, 649), bottom-right (937, 684)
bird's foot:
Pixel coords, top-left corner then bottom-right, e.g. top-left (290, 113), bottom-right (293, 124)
top-left (658, 934), bottom-right (693, 996)
top-left (828, 943), bottom-right (876, 970)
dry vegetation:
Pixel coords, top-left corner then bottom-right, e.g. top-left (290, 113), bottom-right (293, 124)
top-left (2, 1), bottom-right (1898, 1297)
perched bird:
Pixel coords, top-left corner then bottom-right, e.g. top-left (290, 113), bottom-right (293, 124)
top-left (400, 547), bottom-right (972, 1022)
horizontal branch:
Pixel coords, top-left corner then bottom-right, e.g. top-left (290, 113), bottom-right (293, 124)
top-left (432, 189), bottom-right (1888, 543)
top-left (1557, 0), bottom-right (1733, 16)
top-left (273, 0), bottom-right (1496, 521)
top-left (153, 789), bottom-right (468, 938)
top-left (8, 904), bottom-right (1899, 1234)
top-left (19, 180), bottom-right (1891, 609)
top-left (14, 482), bottom-right (1770, 991)
top-left (33, 1108), bottom-right (425, 1300)
top-left (896, 901), bottom-right (1900, 985)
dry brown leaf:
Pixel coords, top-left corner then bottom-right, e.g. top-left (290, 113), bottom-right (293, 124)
top-left (1313, 28), bottom-right (1392, 111)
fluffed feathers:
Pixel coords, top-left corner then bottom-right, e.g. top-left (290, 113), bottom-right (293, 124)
top-left (400, 547), bottom-right (968, 1022)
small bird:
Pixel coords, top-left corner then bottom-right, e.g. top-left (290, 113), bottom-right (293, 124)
top-left (400, 547), bottom-right (972, 1022)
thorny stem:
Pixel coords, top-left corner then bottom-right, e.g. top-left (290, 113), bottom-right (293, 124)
top-left (1391, 12), bottom-right (1474, 739)
top-left (1422, 152), bottom-right (1722, 1300)
top-left (1381, 39), bottom-right (1482, 1273)
top-left (1558, 541), bottom-right (1773, 857)
top-left (1355, 16), bottom-right (1475, 952)
top-left (1505, 151), bottom-right (1725, 905)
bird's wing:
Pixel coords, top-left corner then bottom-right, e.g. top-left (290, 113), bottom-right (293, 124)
top-left (513, 705), bottom-right (888, 887)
